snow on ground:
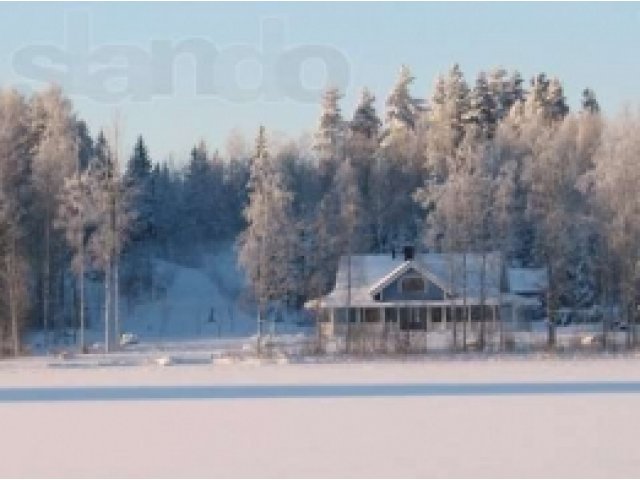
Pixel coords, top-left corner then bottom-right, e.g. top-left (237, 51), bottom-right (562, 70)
top-left (12, 245), bottom-right (640, 477)
top-left (1, 357), bottom-right (640, 477)
top-left (52, 243), bottom-right (311, 353)
top-left (2, 354), bottom-right (640, 386)
top-left (120, 258), bottom-right (257, 340)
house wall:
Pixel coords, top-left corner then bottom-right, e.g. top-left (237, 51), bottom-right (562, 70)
top-left (381, 269), bottom-right (446, 301)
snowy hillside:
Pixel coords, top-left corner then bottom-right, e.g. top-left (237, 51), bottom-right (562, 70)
top-left (121, 258), bottom-right (253, 340)
top-left (74, 243), bottom-right (311, 351)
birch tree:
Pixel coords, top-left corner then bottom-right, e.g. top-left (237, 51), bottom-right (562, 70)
top-left (587, 109), bottom-right (640, 346)
top-left (84, 129), bottom-right (134, 352)
top-left (55, 166), bottom-right (98, 352)
top-left (30, 86), bottom-right (78, 345)
top-left (0, 89), bottom-right (31, 354)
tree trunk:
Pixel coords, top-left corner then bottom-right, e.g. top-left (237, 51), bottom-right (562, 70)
top-left (625, 299), bottom-right (632, 349)
top-left (479, 252), bottom-right (487, 351)
top-left (498, 253), bottom-right (504, 352)
top-left (451, 305), bottom-right (456, 352)
top-left (449, 257), bottom-right (456, 352)
top-left (345, 251), bottom-right (352, 354)
top-left (79, 232), bottom-right (85, 353)
top-left (546, 265), bottom-right (555, 350)
top-left (104, 259), bottom-right (111, 353)
top-left (256, 304), bottom-right (263, 357)
top-left (43, 216), bottom-right (51, 348)
top-left (8, 239), bottom-right (19, 356)
top-left (462, 252), bottom-right (467, 352)
top-left (114, 258), bottom-right (120, 344)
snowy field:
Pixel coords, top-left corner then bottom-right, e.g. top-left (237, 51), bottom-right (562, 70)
top-left (1, 357), bottom-right (640, 478)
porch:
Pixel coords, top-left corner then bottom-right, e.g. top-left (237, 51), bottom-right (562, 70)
top-left (318, 303), bottom-right (502, 337)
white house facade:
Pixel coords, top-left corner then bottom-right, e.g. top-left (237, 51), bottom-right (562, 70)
top-left (305, 248), bottom-right (547, 348)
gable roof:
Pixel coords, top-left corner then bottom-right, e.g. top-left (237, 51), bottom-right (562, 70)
top-left (310, 252), bottom-right (504, 308)
top-left (368, 260), bottom-right (452, 297)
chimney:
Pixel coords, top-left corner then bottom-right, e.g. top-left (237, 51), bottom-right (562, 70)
top-left (403, 245), bottom-right (415, 261)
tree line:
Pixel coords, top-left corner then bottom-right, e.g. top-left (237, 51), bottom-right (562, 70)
top-left (240, 64), bottom-right (640, 347)
top-left (1, 62), bottom-right (639, 354)
top-left (0, 86), bottom-right (248, 354)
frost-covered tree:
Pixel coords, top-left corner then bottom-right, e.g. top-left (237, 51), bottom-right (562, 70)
top-left (495, 70), bottom-right (526, 119)
top-left (303, 156), bottom-right (364, 350)
top-left (181, 140), bottom-right (227, 249)
top-left (238, 126), bottom-right (298, 348)
top-left (349, 87), bottom-right (381, 171)
top-left (586, 110), bottom-right (640, 344)
top-left (149, 161), bottom-right (182, 258)
top-left (0, 69), bottom-right (630, 355)
top-left (55, 163), bottom-right (99, 352)
top-left (384, 65), bottom-right (424, 134)
top-left (275, 137), bottom-right (322, 306)
top-left (30, 86), bottom-right (79, 343)
top-left (546, 77), bottom-right (569, 122)
top-left (581, 88), bottom-right (600, 114)
top-left (0, 89), bottom-right (34, 354)
top-left (443, 63), bottom-right (471, 146)
top-left (0, 185), bottom-right (28, 356)
top-left (122, 135), bottom-right (155, 302)
top-left (374, 66), bottom-right (426, 249)
top-left (524, 73), bottom-right (550, 119)
top-left (76, 120), bottom-right (94, 171)
top-left (425, 64), bottom-right (471, 178)
top-left (487, 68), bottom-right (509, 120)
top-left (313, 87), bottom-right (345, 188)
top-left (77, 123), bottom-right (135, 352)
top-left (523, 74), bottom-right (569, 124)
top-left (347, 88), bottom-right (382, 246)
top-left (465, 71), bottom-right (497, 140)
top-left (416, 136), bottom-right (493, 349)
top-left (520, 113), bottom-right (601, 346)
top-left (350, 88), bottom-right (381, 142)
top-left (418, 137), bottom-right (492, 255)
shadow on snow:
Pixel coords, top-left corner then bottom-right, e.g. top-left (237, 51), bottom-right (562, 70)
top-left (1, 381), bottom-right (640, 402)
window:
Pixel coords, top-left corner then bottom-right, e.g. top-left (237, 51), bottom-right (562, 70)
top-left (364, 309), bottom-right (380, 323)
top-left (401, 276), bottom-right (425, 293)
top-left (384, 308), bottom-right (398, 322)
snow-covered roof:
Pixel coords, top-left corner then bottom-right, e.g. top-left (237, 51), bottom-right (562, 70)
top-left (309, 252), bottom-right (505, 308)
top-left (507, 268), bottom-right (548, 295)
top-left (368, 259), bottom-right (452, 297)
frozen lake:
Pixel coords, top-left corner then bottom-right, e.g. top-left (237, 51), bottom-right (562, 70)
top-left (1, 357), bottom-right (639, 477)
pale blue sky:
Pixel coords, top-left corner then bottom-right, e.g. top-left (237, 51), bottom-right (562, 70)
top-left (1, 2), bottom-right (639, 164)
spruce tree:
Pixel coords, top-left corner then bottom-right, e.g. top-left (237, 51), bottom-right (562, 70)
top-left (581, 88), bottom-right (600, 114)
top-left (350, 88), bottom-right (381, 141)
top-left (125, 135), bottom-right (154, 242)
top-left (465, 71), bottom-right (497, 139)
top-left (444, 63), bottom-right (471, 147)
top-left (546, 78), bottom-right (569, 122)
top-left (238, 126), bottom-right (297, 350)
top-left (384, 65), bottom-right (424, 133)
top-left (313, 87), bottom-right (345, 188)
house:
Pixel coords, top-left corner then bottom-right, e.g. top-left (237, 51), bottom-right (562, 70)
top-left (506, 267), bottom-right (548, 324)
top-left (305, 247), bottom-right (546, 349)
